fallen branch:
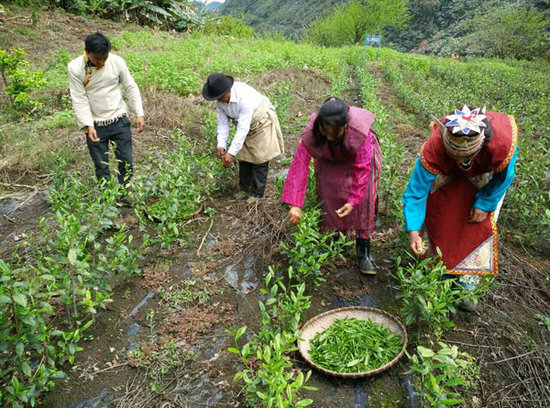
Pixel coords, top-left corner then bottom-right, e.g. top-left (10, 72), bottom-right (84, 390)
top-left (196, 219), bottom-right (214, 256)
top-left (485, 350), bottom-right (537, 365)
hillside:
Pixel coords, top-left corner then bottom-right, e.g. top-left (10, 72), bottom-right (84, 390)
top-left (220, 0), bottom-right (343, 38)
top-left (221, 0), bottom-right (548, 52)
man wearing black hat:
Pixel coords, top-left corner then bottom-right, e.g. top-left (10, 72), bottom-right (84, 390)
top-left (202, 73), bottom-right (284, 200)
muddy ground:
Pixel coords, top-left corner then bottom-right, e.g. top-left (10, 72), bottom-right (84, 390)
top-left (1, 9), bottom-right (550, 408)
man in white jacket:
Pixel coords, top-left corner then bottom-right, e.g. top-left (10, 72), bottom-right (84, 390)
top-left (68, 32), bottom-right (145, 186)
top-left (202, 73), bottom-right (284, 200)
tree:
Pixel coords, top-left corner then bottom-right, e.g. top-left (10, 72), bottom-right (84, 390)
top-left (470, 7), bottom-right (549, 59)
top-left (304, 0), bottom-right (410, 47)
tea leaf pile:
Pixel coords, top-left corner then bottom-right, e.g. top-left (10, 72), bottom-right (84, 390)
top-left (309, 318), bottom-right (403, 373)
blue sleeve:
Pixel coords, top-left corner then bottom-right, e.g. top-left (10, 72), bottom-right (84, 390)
top-left (473, 147), bottom-right (517, 212)
top-left (402, 158), bottom-right (437, 232)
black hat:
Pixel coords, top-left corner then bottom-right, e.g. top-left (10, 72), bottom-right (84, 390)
top-left (202, 73), bottom-right (234, 101)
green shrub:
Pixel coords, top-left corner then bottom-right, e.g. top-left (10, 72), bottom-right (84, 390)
top-left (469, 7), bottom-right (550, 60)
top-left (200, 15), bottom-right (255, 38)
top-left (304, 0), bottom-right (409, 47)
top-left (394, 254), bottom-right (461, 338)
top-left (229, 269), bottom-right (315, 408)
top-left (0, 46), bottom-right (46, 116)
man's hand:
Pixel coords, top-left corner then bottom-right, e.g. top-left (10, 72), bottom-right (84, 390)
top-left (136, 116), bottom-right (145, 133)
top-left (336, 203), bottom-right (353, 218)
top-left (216, 147), bottom-right (226, 158)
top-left (408, 231), bottom-right (426, 256)
top-left (288, 206), bottom-right (302, 225)
top-left (222, 153), bottom-right (234, 168)
top-left (87, 126), bottom-right (99, 143)
top-left (468, 207), bottom-right (488, 223)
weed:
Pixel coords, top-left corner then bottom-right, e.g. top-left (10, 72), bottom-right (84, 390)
top-left (158, 280), bottom-right (211, 311)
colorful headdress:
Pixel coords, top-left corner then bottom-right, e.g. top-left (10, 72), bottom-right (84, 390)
top-left (432, 105), bottom-right (487, 160)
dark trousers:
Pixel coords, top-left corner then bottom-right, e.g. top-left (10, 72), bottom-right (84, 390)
top-left (86, 117), bottom-right (133, 185)
top-left (238, 161), bottom-right (269, 197)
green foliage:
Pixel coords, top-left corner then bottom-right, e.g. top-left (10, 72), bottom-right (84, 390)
top-left (36, 110), bottom-right (74, 130)
top-left (158, 279), bottom-right (211, 309)
top-left (229, 269), bottom-right (315, 407)
top-left (304, 0), bottom-right (409, 47)
top-left (0, 46), bottom-right (46, 116)
top-left (353, 54), bottom-right (410, 224)
top-left (267, 81), bottom-right (293, 125)
top-left (280, 207), bottom-right (350, 285)
top-left (534, 314), bottom-right (550, 332)
top-left (117, 33), bottom-right (352, 97)
top-left (394, 254), bottom-right (462, 338)
top-left (0, 172), bottom-right (142, 407)
top-left (131, 129), bottom-right (230, 247)
top-left (407, 342), bottom-right (476, 407)
top-left (200, 15), bottom-right (255, 38)
top-left (469, 7), bottom-right (550, 60)
top-left (38, 0), bottom-right (215, 32)
top-left (221, 0), bottom-right (344, 39)
top-left (384, 0), bottom-right (548, 59)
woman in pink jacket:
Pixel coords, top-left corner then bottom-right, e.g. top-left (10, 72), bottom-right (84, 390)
top-left (282, 98), bottom-right (383, 274)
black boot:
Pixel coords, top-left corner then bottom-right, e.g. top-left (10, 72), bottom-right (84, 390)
top-left (356, 238), bottom-right (376, 275)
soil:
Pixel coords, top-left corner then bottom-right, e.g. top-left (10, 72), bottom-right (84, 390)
top-left (1, 8), bottom-right (549, 408)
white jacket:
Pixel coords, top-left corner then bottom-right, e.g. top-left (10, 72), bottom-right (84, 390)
top-left (68, 53), bottom-right (144, 129)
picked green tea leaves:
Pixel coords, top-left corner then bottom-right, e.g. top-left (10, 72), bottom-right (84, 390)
top-left (309, 318), bottom-right (403, 373)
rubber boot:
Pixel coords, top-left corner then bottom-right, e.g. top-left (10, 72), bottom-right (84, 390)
top-left (458, 275), bottom-right (480, 312)
top-left (356, 238), bottom-right (376, 275)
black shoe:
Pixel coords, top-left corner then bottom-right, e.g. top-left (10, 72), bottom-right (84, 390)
top-left (356, 238), bottom-right (376, 275)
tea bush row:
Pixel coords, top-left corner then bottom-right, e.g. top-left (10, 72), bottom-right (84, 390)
top-left (0, 177), bottom-right (140, 407)
top-left (0, 127), bottom-right (234, 407)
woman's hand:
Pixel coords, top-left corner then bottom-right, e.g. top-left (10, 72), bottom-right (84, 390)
top-left (468, 207), bottom-right (488, 223)
top-left (288, 206), bottom-right (302, 225)
top-left (336, 203), bottom-right (353, 218)
top-left (408, 231), bottom-right (426, 256)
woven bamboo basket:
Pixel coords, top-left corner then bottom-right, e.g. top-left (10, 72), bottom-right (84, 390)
top-left (298, 306), bottom-right (408, 378)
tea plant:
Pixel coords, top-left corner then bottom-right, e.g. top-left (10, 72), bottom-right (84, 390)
top-left (131, 129), bottom-right (230, 247)
top-left (0, 170), bottom-right (142, 407)
top-left (281, 207), bottom-right (351, 285)
top-left (394, 254), bottom-right (462, 339)
top-left (0, 259), bottom-right (67, 408)
top-left (257, 268), bottom-right (312, 338)
top-left (407, 342), bottom-right (476, 407)
top-left (229, 268), bottom-right (315, 408)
